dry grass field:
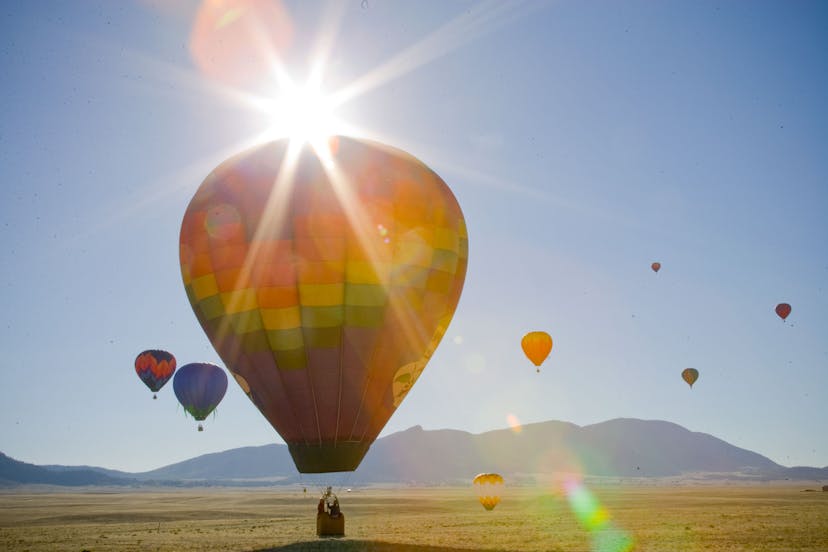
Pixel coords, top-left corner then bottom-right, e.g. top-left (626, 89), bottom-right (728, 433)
top-left (1, 484), bottom-right (826, 551)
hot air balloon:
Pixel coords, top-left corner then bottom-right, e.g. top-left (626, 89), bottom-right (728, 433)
top-left (651, 262), bottom-right (661, 273)
top-left (775, 303), bottom-right (791, 321)
top-left (473, 473), bottom-right (504, 511)
top-left (681, 368), bottom-right (699, 388)
top-left (521, 331), bottom-right (552, 372)
top-left (173, 362), bottom-right (228, 431)
top-left (134, 349), bottom-right (176, 399)
top-left (179, 136), bottom-right (468, 471)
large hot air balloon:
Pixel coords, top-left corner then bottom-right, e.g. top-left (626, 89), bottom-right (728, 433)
top-left (173, 362), bottom-right (228, 431)
top-left (521, 331), bottom-right (552, 372)
top-left (681, 368), bottom-right (699, 388)
top-left (134, 349), bottom-right (176, 399)
top-left (473, 473), bottom-right (504, 511)
top-left (651, 262), bottom-right (661, 273)
top-left (775, 303), bottom-right (791, 321)
top-left (179, 136), bottom-right (468, 472)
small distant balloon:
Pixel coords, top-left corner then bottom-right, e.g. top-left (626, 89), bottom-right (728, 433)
top-left (473, 473), bottom-right (504, 511)
top-left (521, 331), bottom-right (553, 373)
top-left (681, 368), bottom-right (699, 388)
top-left (651, 262), bottom-right (661, 273)
top-left (173, 363), bottom-right (228, 431)
top-left (134, 349), bottom-right (176, 399)
top-left (775, 303), bottom-right (791, 321)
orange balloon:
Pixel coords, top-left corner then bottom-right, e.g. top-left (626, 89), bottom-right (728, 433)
top-left (651, 262), bottom-right (661, 273)
top-left (682, 368), bottom-right (699, 388)
top-left (180, 137), bottom-right (467, 473)
top-left (521, 331), bottom-right (552, 372)
top-left (775, 303), bottom-right (791, 321)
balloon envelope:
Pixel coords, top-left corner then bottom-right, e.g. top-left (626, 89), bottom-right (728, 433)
top-left (521, 331), bottom-right (553, 367)
top-left (473, 473), bottom-right (504, 511)
top-left (173, 362), bottom-right (228, 421)
top-left (135, 349), bottom-right (176, 394)
top-left (682, 368), bottom-right (699, 388)
top-left (179, 137), bottom-right (468, 472)
top-left (775, 303), bottom-right (791, 320)
top-left (651, 262), bottom-right (661, 273)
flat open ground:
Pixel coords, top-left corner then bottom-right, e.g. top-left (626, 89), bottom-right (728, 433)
top-left (1, 485), bottom-right (826, 551)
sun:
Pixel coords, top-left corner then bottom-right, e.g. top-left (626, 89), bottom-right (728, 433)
top-left (262, 80), bottom-right (342, 147)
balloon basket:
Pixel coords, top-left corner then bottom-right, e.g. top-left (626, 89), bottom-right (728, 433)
top-left (317, 512), bottom-right (345, 537)
top-left (198, 424), bottom-right (203, 432)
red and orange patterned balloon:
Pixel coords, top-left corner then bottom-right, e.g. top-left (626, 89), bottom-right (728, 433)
top-left (134, 349), bottom-right (176, 399)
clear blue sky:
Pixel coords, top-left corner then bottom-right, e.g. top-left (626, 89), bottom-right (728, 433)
top-left (1, 0), bottom-right (826, 473)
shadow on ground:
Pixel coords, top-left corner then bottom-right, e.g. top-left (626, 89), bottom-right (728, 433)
top-left (256, 541), bottom-right (527, 552)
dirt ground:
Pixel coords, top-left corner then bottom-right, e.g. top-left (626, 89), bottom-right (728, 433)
top-left (0, 484), bottom-right (826, 551)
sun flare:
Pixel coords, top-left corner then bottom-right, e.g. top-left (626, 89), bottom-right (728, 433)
top-left (262, 81), bottom-right (342, 147)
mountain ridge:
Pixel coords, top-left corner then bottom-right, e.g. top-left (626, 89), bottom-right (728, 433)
top-left (3, 418), bottom-right (825, 487)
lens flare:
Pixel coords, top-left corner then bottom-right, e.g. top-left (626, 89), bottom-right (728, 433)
top-left (562, 476), bottom-right (634, 552)
top-left (263, 82), bottom-right (341, 146)
top-left (189, 0), bottom-right (294, 87)
top-left (463, 352), bottom-right (486, 375)
top-left (507, 413), bottom-right (522, 433)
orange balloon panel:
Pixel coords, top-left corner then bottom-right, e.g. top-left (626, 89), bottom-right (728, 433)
top-left (180, 137), bottom-right (468, 473)
top-left (521, 331), bottom-right (553, 367)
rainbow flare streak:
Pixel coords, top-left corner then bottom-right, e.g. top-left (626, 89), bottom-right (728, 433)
top-left (564, 478), bottom-right (634, 552)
